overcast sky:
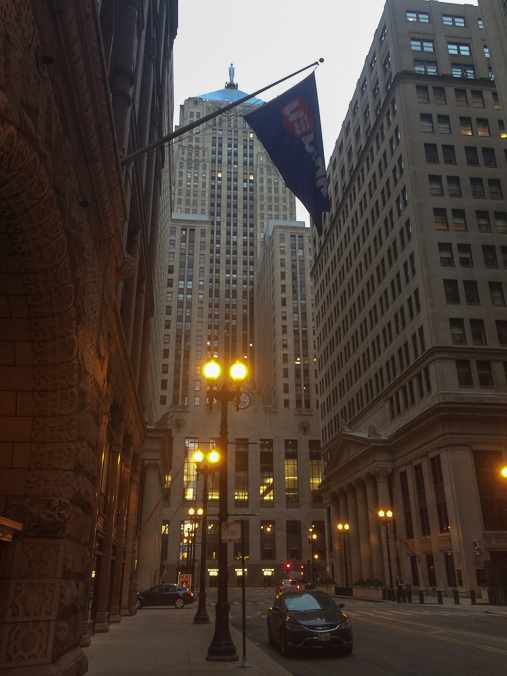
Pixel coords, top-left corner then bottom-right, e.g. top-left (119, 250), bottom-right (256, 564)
top-left (173, 0), bottom-right (479, 223)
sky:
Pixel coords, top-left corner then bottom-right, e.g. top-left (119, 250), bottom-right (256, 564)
top-left (173, 0), bottom-right (479, 223)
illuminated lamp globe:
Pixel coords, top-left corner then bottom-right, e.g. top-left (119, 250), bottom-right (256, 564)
top-left (230, 360), bottom-right (247, 382)
top-left (203, 360), bottom-right (221, 380)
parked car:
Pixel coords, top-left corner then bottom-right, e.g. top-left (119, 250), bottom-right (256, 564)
top-left (137, 584), bottom-right (194, 609)
top-left (276, 579), bottom-right (302, 594)
top-left (302, 579), bottom-right (316, 589)
top-left (267, 589), bottom-right (353, 657)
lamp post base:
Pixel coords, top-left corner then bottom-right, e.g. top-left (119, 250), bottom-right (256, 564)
top-left (193, 592), bottom-right (210, 624)
top-left (206, 601), bottom-right (238, 662)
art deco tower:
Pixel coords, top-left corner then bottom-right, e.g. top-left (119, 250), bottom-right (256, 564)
top-left (155, 68), bottom-right (326, 587)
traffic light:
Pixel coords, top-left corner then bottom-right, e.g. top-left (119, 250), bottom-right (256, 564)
top-left (285, 562), bottom-right (291, 571)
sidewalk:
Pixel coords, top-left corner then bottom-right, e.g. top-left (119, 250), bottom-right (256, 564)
top-left (83, 605), bottom-right (291, 676)
top-left (83, 591), bottom-right (507, 675)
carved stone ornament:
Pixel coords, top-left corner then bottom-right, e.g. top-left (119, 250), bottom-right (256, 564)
top-left (298, 421), bottom-right (311, 435)
top-left (173, 417), bottom-right (184, 433)
top-left (116, 251), bottom-right (137, 280)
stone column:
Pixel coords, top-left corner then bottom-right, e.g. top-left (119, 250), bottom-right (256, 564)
top-left (337, 489), bottom-right (348, 586)
top-left (109, 435), bottom-right (133, 623)
top-left (329, 494), bottom-right (341, 561)
top-left (355, 479), bottom-right (373, 581)
top-left (136, 461), bottom-right (163, 591)
top-left (375, 468), bottom-right (393, 589)
top-left (346, 484), bottom-right (361, 585)
top-left (365, 473), bottom-right (383, 582)
top-left (121, 455), bottom-right (141, 616)
top-left (95, 407), bottom-right (125, 633)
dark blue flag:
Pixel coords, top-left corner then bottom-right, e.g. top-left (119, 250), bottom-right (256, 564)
top-left (244, 72), bottom-right (330, 234)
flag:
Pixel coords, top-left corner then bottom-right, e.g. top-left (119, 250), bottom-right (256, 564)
top-left (244, 72), bottom-right (330, 234)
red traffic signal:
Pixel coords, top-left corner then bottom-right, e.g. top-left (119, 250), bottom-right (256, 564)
top-left (285, 562), bottom-right (291, 570)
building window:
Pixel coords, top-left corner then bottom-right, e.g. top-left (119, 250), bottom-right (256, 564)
top-left (456, 360), bottom-right (473, 387)
top-left (470, 319), bottom-right (486, 345)
top-left (399, 471), bottom-right (414, 539)
top-left (234, 439), bottom-right (249, 507)
top-left (477, 119), bottom-right (490, 137)
top-left (286, 520), bottom-right (302, 560)
top-left (452, 209), bottom-right (467, 231)
top-left (412, 38), bottom-right (434, 52)
top-left (420, 114), bottom-right (434, 133)
top-left (183, 438), bottom-right (200, 501)
top-left (414, 60), bottom-right (438, 75)
top-left (260, 522), bottom-right (276, 560)
top-left (483, 245), bottom-right (498, 268)
top-left (430, 455), bottom-right (450, 533)
top-left (470, 178), bottom-right (485, 198)
top-left (442, 145), bottom-right (456, 164)
top-left (477, 361), bottom-right (494, 387)
top-left (489, 179), bottom-right (503, 200)
top-left (443, 15), bottom-right (466, 28)
top-left (454, 88), bottom-right (468, 106)
top-left (417, 85), bottom-right (429, 103)
top-left (429, 176), bottom-right (444, 196)
top-left (438, 115), bottom-right (451, 133)
top-left (444, 279), bottom-right (460, 303)
top-left (457, 244), bottom-right (473, 266)
top-left (284, 440), bottom-right (299, 504)
top-left (260, 439), bottom-right (274, 503)
top-left (434, 208), bottom-right (448, 230)
top-left (476, 211), bottom-right (491, 232)
top-left (439, 243), bottom-right (454, 266)
top-left (463, 280), bottom-right (480, 304)
top-left (448, 43), bottom-right (471, 56)
top-left (496, 320), bottom-right (507, 345)
top-left (450, 318), bottom-right (466, 344)
top-left (407, 10), bottom-right (429, 22)
top-left (465, 146), bottom-right (479, 166)
top-left (489, 282), bottom-right (506, 306)
top-left (433, 86), bottom-right (446, 104)
top-left (447, 176), bottom-right (462, 197)
top-left (460, 117), bottom-right (473, 135)
top-left (495, 212), bottom-right (507, 234)
top-left (309, 441), bottom-right (322, 504)
top-left (424, 144), bottom-right (438, 163)
top-left (482, 148), bottom-right (496, 167)
top-left (414, 464), bottom-right (430, 537)
top-left (452, 63), bottom-right (475, 79)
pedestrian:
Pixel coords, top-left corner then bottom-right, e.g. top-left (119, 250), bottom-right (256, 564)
top-left (395, 576), bottom-right (404, 603)
top-left (405, 579), bottom-right (412, 603)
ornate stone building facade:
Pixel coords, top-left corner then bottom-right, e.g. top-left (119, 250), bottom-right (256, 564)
top-left (314, 0), bottom-right (507, 599)
top-left (0, 1), bottom-right (177, 674)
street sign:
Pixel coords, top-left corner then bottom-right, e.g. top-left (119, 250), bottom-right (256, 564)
top-left (221, 521), bottom-right (242, 543)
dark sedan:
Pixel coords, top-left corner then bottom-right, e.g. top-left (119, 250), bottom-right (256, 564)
top-left (137, 584), bottom-right (194, 609)
top-left (267, 590), bottom-right (353, 656)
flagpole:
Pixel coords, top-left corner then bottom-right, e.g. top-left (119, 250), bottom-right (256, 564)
top-left (121, 59), bottom-right (324, 165)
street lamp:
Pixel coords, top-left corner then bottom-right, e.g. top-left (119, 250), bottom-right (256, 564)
top-left (308, 529), bottom-right (318, 582)
top-left (501, 465), bottom-right (507, 479)
top-left (203, 358), bottom-right (248, 662)
top-left (337, 523), bottom-right (350, 587)
top-left (187, 507), bottom-right (202, 594)
top-left (193, 448), bottom-right (220, 625)
top-left (378, 509), bottom-right (394, 599)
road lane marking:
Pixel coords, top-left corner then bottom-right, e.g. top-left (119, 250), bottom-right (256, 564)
top-left (353, 615), bottom-right (507, 655)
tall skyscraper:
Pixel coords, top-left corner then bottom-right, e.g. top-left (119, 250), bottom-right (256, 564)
top-left (156, 69), bottom-right (326, 588)
top-left (315, 0), bottom-right (507, 598)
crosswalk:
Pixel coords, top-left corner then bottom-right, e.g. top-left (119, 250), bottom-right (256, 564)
top-left (230, 599), bottom-right (476, 619)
